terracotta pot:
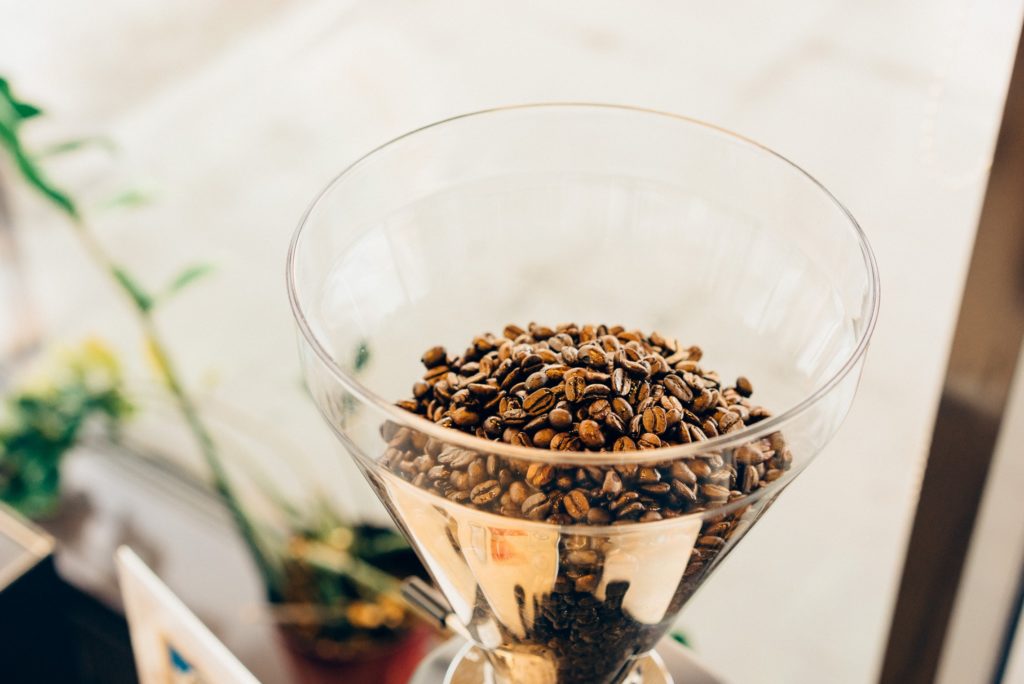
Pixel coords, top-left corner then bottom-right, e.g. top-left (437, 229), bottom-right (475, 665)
top-left (278, 623), bottom-right (435, 684)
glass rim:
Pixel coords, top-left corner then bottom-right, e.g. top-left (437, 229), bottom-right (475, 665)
top-left (286, 102), bottom-right (881, 466)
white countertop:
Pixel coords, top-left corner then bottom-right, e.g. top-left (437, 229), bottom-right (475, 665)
top-left (3, 2), bottom-right (1023, 681)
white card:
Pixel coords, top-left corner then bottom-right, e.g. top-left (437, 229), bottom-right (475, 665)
top-left (115, 546), bottom-right (261, 684)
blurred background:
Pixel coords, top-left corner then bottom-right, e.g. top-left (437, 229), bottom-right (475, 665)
top-left (2, 2), bottom-right (1024, 683)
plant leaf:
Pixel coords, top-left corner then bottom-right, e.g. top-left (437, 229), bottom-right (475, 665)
top-left (0, 77), bottom-right (43, 122)
top-left (101, 188), bottom-right (152, 210)
top-left (39, 136), bottom-right (116, 158)
top-left (0, 120), bottom-right (78, 218)
top-left (111, 267), bottom-right (153, 312)
top-left (164, 263), bottom-right (213, 298)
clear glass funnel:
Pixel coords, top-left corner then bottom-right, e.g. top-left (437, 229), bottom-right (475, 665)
top-left (287, 104), bottom-right (879, 684)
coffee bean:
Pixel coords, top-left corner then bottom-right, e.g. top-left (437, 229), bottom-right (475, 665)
top-left (742, 465), bottom-right (760, 492)
top-left (521, 492), bottom-right (550, 519)
top-left (508, 480), bottom-right (528, 505)
top-left (735, 444), bottom-right (764, 465)
top-left (671, 479), bottom-right (698, 502)
top-left (452, 406), bottom-right (480, 427)
top-left (663, 374), bottom-right (693, 402)
top-left (470, 480), bottom-right (501, 505)
top-left (527, 463), bottom-right (555, 487)
top-left (612, 436), bottom-right (636, 451)
top-left (578, 420), bottom-right (606, 449)
top-left (549, 407), bottom-right (573, 429)
top-left (467, 460), bottom-right (486, 487)
top-left (611, 397), bottom-right (633, 421)
top-left (604, 412), bottom-right (626, 434)
top-left (641, 482), bottom-right (671, 496)
top-left (533, 428), bottom-right (557, 448)
top-left (637, 467), bottom-right (660, 483)
top-left (566, 549), bottom-right (598, 566)
top-left (512, 431), bottom-right (534, 448)
top-left (503, 324), bottom-right (524, 339)
top-left (641, 406), bottom-right (668, 434)
top-left (393, 324), bottom-right (788, 555)
top-left (638, 433), bottom-right (662, 449)
top-left (611, 367), bottom-right (631, 396)
top-left (698, 535), bottom-right (726, 549)
top-left (616, 501), bottom-right (645, 518)
top-left (520, 354), bottom-right (544, 373)
top-left (701, 483), bottom-right (730, 502)
top-left (421, 346), bottom-right (447, 368)
top-left (525, 371), bottom-right (549, 391)
top-left (565, 374), bottom-right (586, 402)
top-left (574, 574), bottom-right (599, 592)
top-left (564, 489), bottom-right (590, 520)
top-left (524, 388), bottom-right (556, 415)
top-left (588, 399), bottom-right (611, 420)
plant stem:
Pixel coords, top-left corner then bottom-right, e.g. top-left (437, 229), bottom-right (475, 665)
top-left (69, 218), bottom-right (281, 596)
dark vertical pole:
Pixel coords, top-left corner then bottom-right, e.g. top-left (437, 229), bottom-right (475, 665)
top-left (879, 26), bottom-right (1024, 684)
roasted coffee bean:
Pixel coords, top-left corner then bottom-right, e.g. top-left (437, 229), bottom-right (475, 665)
top-left (588, 399), bottom-right (611, 421)
top-left (670, 461), bottom-right (698, 485)
top-left (663, 374), bottom-right (694, 402)
top-left (578, 420), bottom-right (606, 449)
top-left (467, 460), bottom-right (486, 487)
top-left (524, 388), bottom-right (556, 415)
top-left (550, 432), bottom-right (575, 451)
top-left (564, 374), bottom-right (586, 402)
top-left (421, 346), bottom-right (447, 368)
top-left (612, 435), bottom-right (637, 451)
top-left (742, 465), bottom-right (760, 492)
top-left (391, 324), bottom-right (789, 540)
top-left (609, 491), bottom-right (639, 511)
top-left (611, 367), bottom-right (631, 396)
top-left (611, 397), bottom-right (634, 421)
top-left (527, 463), bottom-right (555, 487)
top-left (512, 431), bottom-right (534, 448)
top-left (604, 412), bottom-right (627, 434)
top-left (564, 489), bottom-right (591, 520)
top-left (533, 428), bottom-right (557, 448)
top-left (549, 407), bottom-right (573, 429)
top-left (451, 406), bottom-right (480, 427)
top-left (521, 492), bottom-right (550, 517)
top-left (525, 371), bottom-right (549, 391)
top-left (616, 501), bottom-right (645, 518)
top-left (524, 415), bottom-right (549, 432)
top-left (470, 480), bottom-right (501, 505)
top-left (640, 482), bottom-right (671, 496)
top-left (601, 470), bottom-right (623, 497)
top-left (642, 406), bottom-right (668, 434)
top-left (735, 444), bottom-right (764, 465)
top-left (701, 483), bottom-right (730, 502)
top-left (638, 433), bottom-right (662, 449)
top-left (671, 479), bottom-right (698, 502)
top-left (574, 574), bottom-right (599, 592)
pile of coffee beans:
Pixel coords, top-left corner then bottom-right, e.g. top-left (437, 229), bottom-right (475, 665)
top-left (381, 323), bottom-right (792, 684)
top-left (384, 322), bottom-right (791, 523)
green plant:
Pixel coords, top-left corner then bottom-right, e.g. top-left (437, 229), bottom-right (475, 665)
top-left (0, 76), bottom-right (277, 591)
top-left (0, 338), bottom-right (131, 517)
top-left (0, 80), bottom-right (422, 654)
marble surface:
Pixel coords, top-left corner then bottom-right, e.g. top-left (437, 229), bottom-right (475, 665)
top-left (3, 2), bottom-right (1024, 681)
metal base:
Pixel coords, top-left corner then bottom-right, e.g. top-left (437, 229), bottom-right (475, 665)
top-left (411, 637), bottom-right (724, 684)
